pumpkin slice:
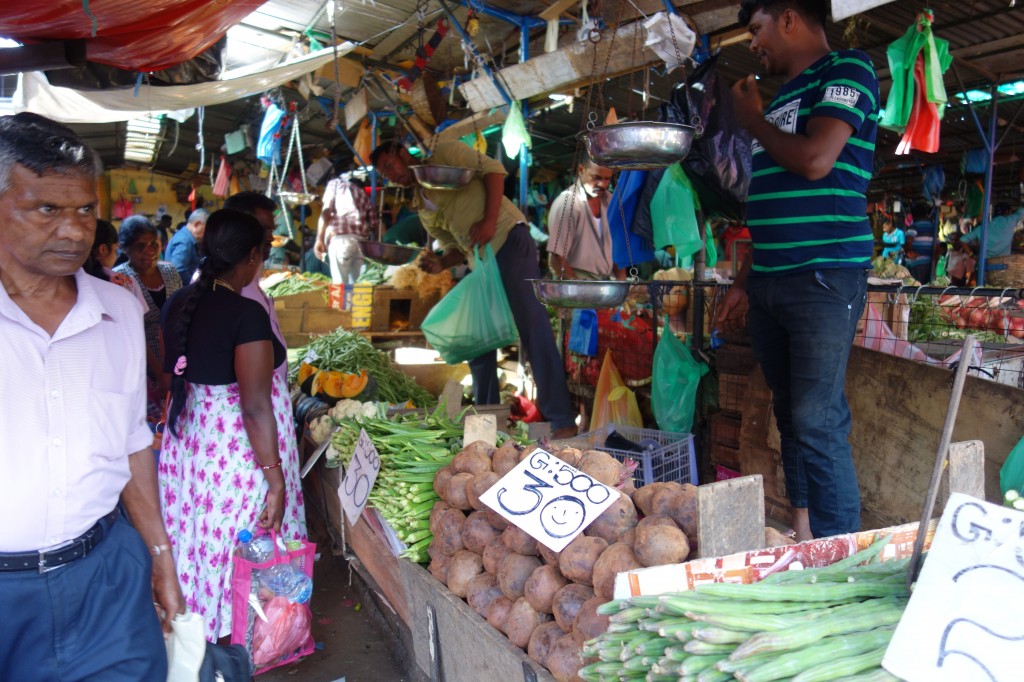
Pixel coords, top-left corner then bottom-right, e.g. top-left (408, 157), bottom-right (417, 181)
top-left (313, 370), bottom-right (345, 406)
top-left (298, 363), bottom-right (319, 395)
top-left (340, 370), bottom-right (370, 399)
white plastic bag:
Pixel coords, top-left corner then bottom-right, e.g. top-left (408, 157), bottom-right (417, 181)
top-left (643, 12), bottom-right (696, 73)
top-left (166, 612), bottom-right (206, 682)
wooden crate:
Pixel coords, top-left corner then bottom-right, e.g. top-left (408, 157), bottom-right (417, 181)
top-left (709, 410), bottom-right (741, 449)
top-left (710, 441), bottom-right (740, 470)
top-left (371, 286), bottom-right (441, 332)
top-left (305, 464), bottom-right (411, 626)
top-left (399, 559), bottom-right (554, 682)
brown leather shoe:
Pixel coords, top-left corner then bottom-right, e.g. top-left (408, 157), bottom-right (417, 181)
top-left (550, 425), bottom-right (578, 440)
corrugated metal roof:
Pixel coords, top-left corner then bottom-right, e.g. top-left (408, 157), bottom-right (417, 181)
top-left (11, 0), bottom-right (1021, 201)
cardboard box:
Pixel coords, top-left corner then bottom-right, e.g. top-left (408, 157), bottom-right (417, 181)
top-left (613, 519), bottom-right (937, 599)
top-left (371, 285), bottom-right (441, 332)
top-left (349, 284), bottom-right (374, 330)
top-left (272, 290), bottom-right (329, 310)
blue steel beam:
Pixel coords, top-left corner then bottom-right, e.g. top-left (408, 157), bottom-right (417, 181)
top-left (519, 21), bottom-right (530, 213)
top-left (316, 97), bottom-right (369, 169)
top-left (978, 83), bottom-right (999, 286)
top-left (436, 0), bottom-right (513, 105)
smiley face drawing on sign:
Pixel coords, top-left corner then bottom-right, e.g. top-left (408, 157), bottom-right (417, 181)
top-left (539, 496), bottom-right (587, 539)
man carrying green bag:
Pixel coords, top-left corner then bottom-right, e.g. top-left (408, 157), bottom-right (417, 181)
top-left (372, 140), bottom-right (577, 438)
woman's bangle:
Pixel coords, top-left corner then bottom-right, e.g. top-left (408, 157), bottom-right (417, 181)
top-left (260, 460), bottom-right (282, 471)
top-left (151, 543), bottom-right (171, 556)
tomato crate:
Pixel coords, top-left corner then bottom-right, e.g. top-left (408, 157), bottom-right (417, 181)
top-left (564, 424), bottom-right (697, 487)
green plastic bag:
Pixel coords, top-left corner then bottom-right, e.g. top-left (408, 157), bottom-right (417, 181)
top-left (1000, 435), bottom-right (1024, 496)
top-left (421, 245), bottom-right (518, 364)
top-left (704, 220), bottom-right (718, 269)
top-left (651, 320), bottom-right (708, 434)
top-left (651, 165), bottom-right (703, 260)
top-left (502, 102), bottom-right (531, 160)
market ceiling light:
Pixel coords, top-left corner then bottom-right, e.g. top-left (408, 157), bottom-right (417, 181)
top-left (123, 115), bottom-right (164, 164)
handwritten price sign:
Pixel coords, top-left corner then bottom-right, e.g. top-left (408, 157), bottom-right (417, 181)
top-left (884, 493), bottom-right (1024, 681)
top-left (479, 448), bottom-right (618, 552)
top-left (339, 429), bottom-right (381, 525)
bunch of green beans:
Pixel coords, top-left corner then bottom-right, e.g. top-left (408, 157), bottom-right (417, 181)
top-left (264, 273), bottom-right (331, 298)
top-left (288, 327), bottom-right (434, 406)
top-left (331, 405), bottom-right (465, 564)
top-left (578, 536), bottom-right (909, 682)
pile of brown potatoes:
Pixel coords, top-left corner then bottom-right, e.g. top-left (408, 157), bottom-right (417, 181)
top-left (425, 441), bottom-right (773, 682)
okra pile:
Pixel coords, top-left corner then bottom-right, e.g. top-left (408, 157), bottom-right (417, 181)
top-left (581, 537), bottom-right (907, 682)
top-left (331, 404), bottom-right (465, 564)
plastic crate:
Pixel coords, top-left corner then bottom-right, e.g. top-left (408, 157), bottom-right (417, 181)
top-left (567, 424), bottom-right (697, 486)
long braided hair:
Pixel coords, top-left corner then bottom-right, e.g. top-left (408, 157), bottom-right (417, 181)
top-left (166, 208), bottom-right (265, 436)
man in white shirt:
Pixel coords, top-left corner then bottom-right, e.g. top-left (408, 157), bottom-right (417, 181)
top-left (0, 113), bottom-right (182, 680)
top-left (547, 156), bottom-right (619, 280)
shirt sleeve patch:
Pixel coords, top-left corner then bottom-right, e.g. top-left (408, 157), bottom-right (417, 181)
top-left (822, 85), bottom-right (861, 108)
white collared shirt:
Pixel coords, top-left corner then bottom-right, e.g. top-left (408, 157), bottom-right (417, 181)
top-left (0, 270), bottom-right (151, 552)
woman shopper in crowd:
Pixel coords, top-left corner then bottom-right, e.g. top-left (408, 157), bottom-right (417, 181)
top-left (159, 208), bottom-right (306, 641)
top-left (115, 215), bottom-right (181, 422)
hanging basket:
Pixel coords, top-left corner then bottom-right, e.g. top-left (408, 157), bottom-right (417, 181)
top-left (529, 279), bottom-right (631, 309)
top-left (277, 191), bottom-right (317, 206)
top-left (411, 165), bottom-right (474, 190)
top-left (582, 122), bottom-right (697, 170)
top-left (411, 72), bottom-right (446, 127)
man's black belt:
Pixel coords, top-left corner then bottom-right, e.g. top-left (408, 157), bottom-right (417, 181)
top-left (0, 510), bottom-right (119, 573)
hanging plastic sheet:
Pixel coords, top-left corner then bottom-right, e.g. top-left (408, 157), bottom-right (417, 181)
top-left (673, 54), bottom-right (754, 222)
top-left (922, 165), bottom-right (945, 204)
top-left (257, 102), bottom-right (286, 166)
top-left (0, 0), bottom-right (254, 72)
top-left (607, 170), bottom-right (654, 269)
top-left (212, 156), bottom-right (231, 197)
top-left (15, 47), bottom-right (348, 124)
top-left (881, 9), bottom-right (951, 154)
top-left (652, 323), bottom-right (708, 434)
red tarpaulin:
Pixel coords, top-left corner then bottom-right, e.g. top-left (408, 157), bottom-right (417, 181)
top-left (0, 0), bottom-right (262, 72)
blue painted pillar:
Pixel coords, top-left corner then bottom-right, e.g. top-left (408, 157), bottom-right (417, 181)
top-left (519, 21), bottom-right (530, 218)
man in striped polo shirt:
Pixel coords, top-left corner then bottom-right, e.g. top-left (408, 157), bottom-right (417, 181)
top-left (717, 0), bottom-right (877, 540)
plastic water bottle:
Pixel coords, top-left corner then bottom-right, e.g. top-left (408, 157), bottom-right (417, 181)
top-left (259, 564), bottom-right (313, 604)
top-left (237, 530), bottom-right (312, 604)
top-left (236, 529), bottom-right (275, 563)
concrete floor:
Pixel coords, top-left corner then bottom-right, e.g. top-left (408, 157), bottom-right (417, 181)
top-left (259, 540), bottom-right (409, 682)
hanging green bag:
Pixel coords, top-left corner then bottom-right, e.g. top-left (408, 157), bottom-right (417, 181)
top-left (420, 245), bottom-right (518, 364)
top-left (651, 319), bottom-right (708, 434)
top-left (501, 102), bottom-right (531, 160)
top-left (651, 164), bottom-right (703, 260)
top-left (1000, 436), bottom-right (1024, 497)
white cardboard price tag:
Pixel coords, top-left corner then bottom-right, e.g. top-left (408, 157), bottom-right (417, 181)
top-left (464, 414), bottom-right (497, 447)
top-left (883, 493), bottom-right (1024, 681)
top-left (479, 448), bottom-right (618, 552)
top-left (339, 429), bottom-right (381, 525)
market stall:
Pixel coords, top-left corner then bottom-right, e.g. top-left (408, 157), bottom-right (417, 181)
top-left (296, 376), bottom-right (1006, 682)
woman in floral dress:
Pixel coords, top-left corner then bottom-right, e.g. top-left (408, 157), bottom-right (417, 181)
top-left (159, 209), bottom-right (306, 641)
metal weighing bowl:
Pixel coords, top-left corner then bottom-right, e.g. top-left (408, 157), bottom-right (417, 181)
top-left (530, 279), bottom-right (631, 309)
top-left (277, 191), bottom-right (318, 206)
top-left (583, 121), bottom-right (698, 170)
top-left (356, 240), bottom-right (420, 265)
top-left (411, 165), bottom-right (475, 190)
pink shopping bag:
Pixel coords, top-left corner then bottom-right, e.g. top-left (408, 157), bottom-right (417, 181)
top-left (230, 530), bottom-right (316, 675)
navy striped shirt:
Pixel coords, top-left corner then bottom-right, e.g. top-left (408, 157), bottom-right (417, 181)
top-left (746, 50), bottom-right (879, 276)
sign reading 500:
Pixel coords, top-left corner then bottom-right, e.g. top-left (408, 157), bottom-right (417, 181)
top-left (480, 448), bottom-right (619, 552)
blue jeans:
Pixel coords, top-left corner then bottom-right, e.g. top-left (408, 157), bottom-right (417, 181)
top-left (468, 224), bottom-right (575, 430)
top-left (0, 516), bottom-right (168, 681)
top-left (746, 268), bottom-right (868, 538)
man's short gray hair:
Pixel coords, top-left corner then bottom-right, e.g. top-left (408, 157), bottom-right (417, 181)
top-left (188, 208), bottom-right (210, 224)
top-left (0, 113), bottom-right (102, 196)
